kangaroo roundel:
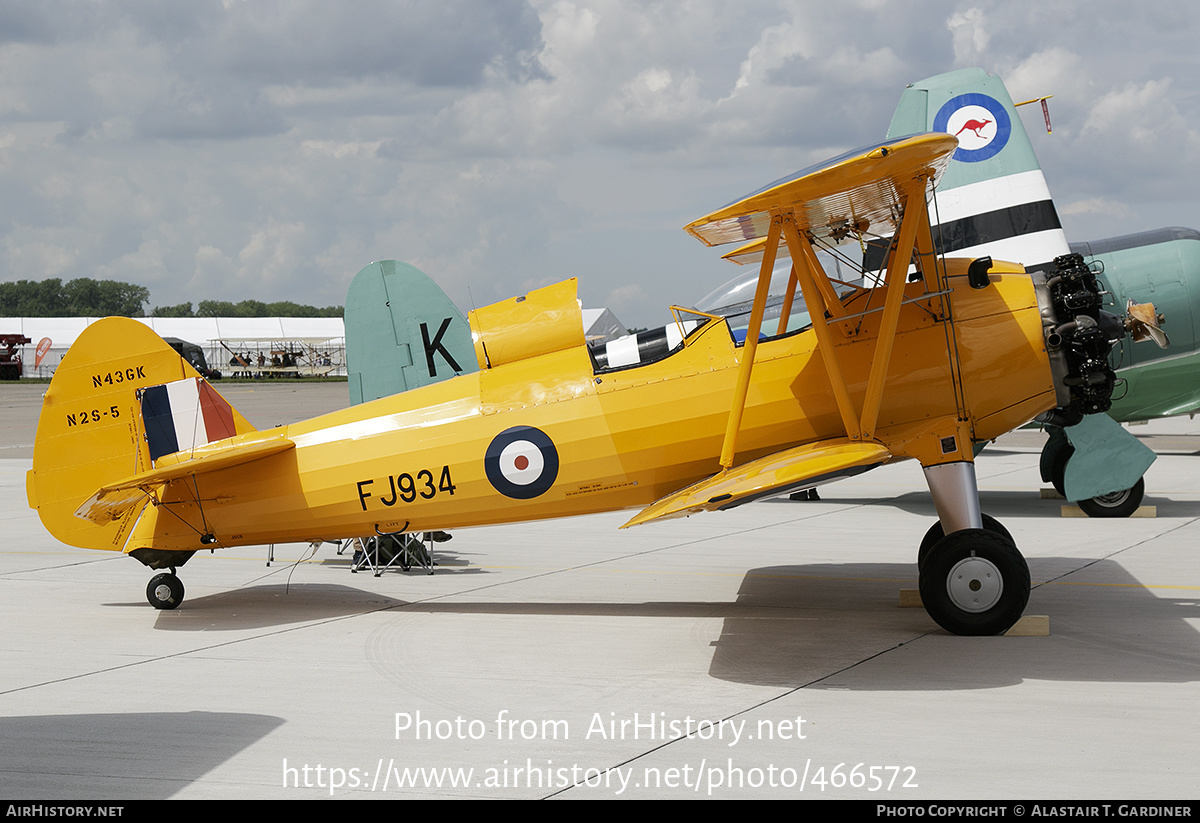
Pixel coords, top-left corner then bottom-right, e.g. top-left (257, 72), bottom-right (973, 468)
top-left (933, 93), bottom-right (1011, 162)
top-left (485, 426), bottom-right (560, 499)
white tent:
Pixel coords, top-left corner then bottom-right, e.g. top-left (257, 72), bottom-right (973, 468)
top-left (0, 317), bottom-right (346, 378)
top-left (2, 307), bottom-right (627, 379)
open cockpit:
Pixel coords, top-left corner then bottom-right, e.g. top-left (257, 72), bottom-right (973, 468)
top-left (588, 251), bottom-right (866, 374)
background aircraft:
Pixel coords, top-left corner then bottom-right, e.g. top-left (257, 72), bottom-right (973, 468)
top-left (344, 259), bottom-right (476, 405)
top-left (884, 67), bottom-right (1197, 516)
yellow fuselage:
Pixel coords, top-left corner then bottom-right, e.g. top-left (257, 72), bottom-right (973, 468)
top-left (116, 270), bottom-right (1053, 554)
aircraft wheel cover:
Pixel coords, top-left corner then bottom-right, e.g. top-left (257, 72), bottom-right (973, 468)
top-left (917, 513), bottom-right (1011, 570)
top-left (146, 573), bottom-right (184, 610)
top-left (485, 426), bottom-right (560, 499)
top-left (1078, 477), bottom-right (1145, 518)
top-left (919, 530), bottom-right (1029, 636)
top-left (945, 555), bottom-right (1004, 613)
top-left (1049, 445), bottom-right (1074, 497)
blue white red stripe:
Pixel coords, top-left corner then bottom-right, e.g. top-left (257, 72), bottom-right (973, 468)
top-left (141, 378), bottom-right (236, 462)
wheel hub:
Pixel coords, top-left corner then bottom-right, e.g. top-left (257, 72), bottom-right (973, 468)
top-left (946, 556), bottom-right (1003, 613)
top-left (154, 583), bottom-right (173, 602)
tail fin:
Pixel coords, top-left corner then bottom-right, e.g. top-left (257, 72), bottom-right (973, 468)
top-left (879, 66), bottom-right (1070, 271)
top-left (345, 260), bottom-right (476, 404)
top-left (27, 318), bottom-right (255, 552)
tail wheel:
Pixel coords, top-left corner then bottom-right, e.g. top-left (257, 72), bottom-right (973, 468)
top-left (1078, 477), bottom-right (1145, 518)
top-left (917, 513), bottom-right (1012, 570)
top-left (147, 573), bottom-right (185, 610)
top-left (919, 529), bottom-right (1030, 636)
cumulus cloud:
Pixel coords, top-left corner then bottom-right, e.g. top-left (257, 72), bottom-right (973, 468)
top-left (1074, 79), bottom-right (1200, 202)
top-left (208, 0), bottom-right (546, 88)
top-left (1059, 196), bottom-right (1135, 221)
top-left (948, 7), bottom-right (989, 65)
top-left (0, 1), bottom-right (1198, 325)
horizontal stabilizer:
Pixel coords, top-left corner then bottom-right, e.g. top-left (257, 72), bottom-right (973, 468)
top-left (75, 434), bottom-right (295, 524)
top-left (621, 439), bottom-right (891, 528)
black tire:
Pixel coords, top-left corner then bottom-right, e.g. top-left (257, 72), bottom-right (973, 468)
top-left (1078, 477), bottom-right (1145, 518)
top-left (147, 573), bottom-right (185, 610)
top-left (1050, 445), bottom-right (1074, 497)
top-left (918, 514), bottom-right (1012, 570)
top-left (918, 529), bottom-right (1030, 636)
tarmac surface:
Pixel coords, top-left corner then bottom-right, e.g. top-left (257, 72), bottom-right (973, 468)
top-left (2, 381), bottom-right (1199, 799)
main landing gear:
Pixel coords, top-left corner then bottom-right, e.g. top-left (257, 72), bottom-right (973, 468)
top-left (146, 571), bottom-right (185, 610)
top-left (920, 462), bottom-right (1030, 635)
top-left (1076, 479), bottom-right (1145, 518)
top-left (917, 528), bottom-right (1030, 636)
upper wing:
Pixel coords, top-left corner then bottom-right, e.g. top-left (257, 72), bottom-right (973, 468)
top-left (621, 439), bottom-right (891, 528)
top-left (684, 133), bottom-right (956, 250)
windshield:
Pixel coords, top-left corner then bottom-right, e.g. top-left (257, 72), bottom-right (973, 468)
top-left (693, 254), bottom-right (862, 338)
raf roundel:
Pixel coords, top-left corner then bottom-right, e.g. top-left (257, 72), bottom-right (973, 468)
top-left (485, 426), bottom-right (560, 499)
top-left (932, 92), bottom-right (1012, 163)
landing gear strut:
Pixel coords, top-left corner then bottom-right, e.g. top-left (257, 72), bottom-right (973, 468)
top-left (146, 572), bottom-right (185, 610)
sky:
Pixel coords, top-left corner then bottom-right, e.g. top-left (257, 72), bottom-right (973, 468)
top-left (1, 0), bottom-right (1198, 328)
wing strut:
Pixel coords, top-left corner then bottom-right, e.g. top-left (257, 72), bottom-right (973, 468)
top-left (860, 176), bottom-right (927, 439)
top-left (780, 217), bottom-right (862, 442)
top-left (775, 264), bottom-right (799, 337)
top-left (719, 216), bottom-right (782, 469)
top-left (717, 173), bottom-right (936, 468)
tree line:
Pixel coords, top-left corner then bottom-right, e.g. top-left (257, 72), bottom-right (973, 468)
top-left (0, 277), bottom-right (342, 317)
top-left (0, 278), bottom-right (149, 317)
top-left (153, 300), bottom-right (343, 318)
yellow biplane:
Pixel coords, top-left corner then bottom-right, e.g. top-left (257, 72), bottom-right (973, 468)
top-left (26, 133), bottom-right (1146, 635)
